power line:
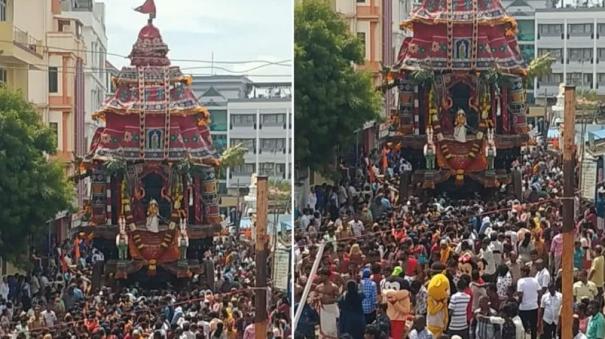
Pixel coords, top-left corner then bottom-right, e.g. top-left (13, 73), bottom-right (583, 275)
top-left (0, 39), bottom-right (292, 65)
top-left (0, 63), bottom-right (292, 78)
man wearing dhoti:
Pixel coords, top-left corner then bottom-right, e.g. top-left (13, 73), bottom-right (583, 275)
top-left (313, 269), bottom-right (340, 338)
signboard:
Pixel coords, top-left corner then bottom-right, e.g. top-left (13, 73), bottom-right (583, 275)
top-left (581, 160), bottom-right (598, 201)
top-left (378, 123), bottom-right (391, 139)
top-left (272, 248), bottom-right (290, 291)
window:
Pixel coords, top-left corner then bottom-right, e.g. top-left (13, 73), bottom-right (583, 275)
top-left (259, 163), bottom-right (275, 176)
top-left (262, 114), bottom-right (285, 127)
top-left (567, 73), bottom-right (583, 86)
top-left (276, 164), bottom-right (286, 177)
top-left (598, 73), bottom-right (605, 84)
top-left (210, 110), bottom-right (228, 131)
top-left (49, 122), bottom-right (59, 148)
top-left (212, 135), bottom-right (227, 153)
top-left (49, 67), bottom-right (58, 93)
top-left (569, 23), bottom-right (592, 36)
top-left (75, 22), bottom-right (82, 38)
top-left (539, 24), bottom-right (563, 36)
top-left (538, 48), bottom-right (562, 60)
top-left (231, 138), bottom-right (255, 153)
top-left (568, 48), bottom-right (592, 62)
top-left (58, 20), bottom-right (71, 33)
top-left (230, 114), bottom-right (255, 127)
top-left (0, 0), bottom-right (6, 22)
top-left (520, 45), bottom-right (534, 63)
top-left (98, 47), bottom-right (105, 78)
top-left (599, 24), bottom-right (605, 36)
top-left (357, 32), bottom-right (366, 58)
top-left (598, 49), bottom-right (605, 61)
top-left (0, 68), bottom-right (7, 84)
top-left (232, 164), bottom-right (255, 176)
top-left (517, 20), bottom-right (535, 41)
top-left (260, 138), bottom-right (285, 153)
top-left (539, 73), bottom-right (562, 85)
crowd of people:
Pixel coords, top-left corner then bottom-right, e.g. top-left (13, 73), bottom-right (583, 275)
top-left (0, 235), bottom-right (291, 338)
top-left (294, 139), bottom-right (605, 339)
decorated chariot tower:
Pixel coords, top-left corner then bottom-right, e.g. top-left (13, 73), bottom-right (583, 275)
top-left (387, 0), bottom-right (529, 192)
top-left (78, 0), bottom-right (222, 282)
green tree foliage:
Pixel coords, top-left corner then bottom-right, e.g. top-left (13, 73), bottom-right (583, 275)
top-left (295, 0), bottom-right (382, 173)
top-left (0, 87), bottom-right (73, 263)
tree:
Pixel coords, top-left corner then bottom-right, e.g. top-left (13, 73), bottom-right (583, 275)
top-left (0, 87), bottom-right (73, 264)
top-left (295, 0), bottom-right (382, 174)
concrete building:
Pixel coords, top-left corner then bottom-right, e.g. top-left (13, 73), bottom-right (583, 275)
top-left (534, 7), bottom-right (605, 98)
top-left (334, 0), bottom-right (384, 75)
top-left (105, 60), bottom-right (118, 96)
top-left (193, 75), bottom-right (253, 195)
top-left (392, 0), bottom-right (414, 54)
top-left (228, 91), bottom-right (292, 188)
top-left (0, 0), bottom-right (51, 111)
top-left (47, 0), bottom-right (87, 214)
top-left (192, 75), bottom-right (292, 190)
top-left (61, 0), bottom-right (107, 150)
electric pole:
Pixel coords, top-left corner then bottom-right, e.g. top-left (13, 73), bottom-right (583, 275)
top-left (255, 176), bottom-right (269, 339)
top-left (561, 85), bottom-right (576, 339)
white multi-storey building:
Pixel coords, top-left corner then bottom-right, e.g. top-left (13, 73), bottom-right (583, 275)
top-left (534, 7), bottom-right (605, 97)
top-left (192, 76), bottom-right (292, 190)
top-left (61, 0), bottom-right (107, 149)
top-left (228, 94), bottom-right (292, 188)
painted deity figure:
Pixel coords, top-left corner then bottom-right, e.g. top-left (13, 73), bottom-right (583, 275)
top-left (132, 186), bottom-right (146, 223)
top-left (453, 109), bottom-right (468, 143)
top-left (424, 125), bottom-right (437, 170)
top-left (486, 128), bottom-right (496, 170)
top-left (146, 199), bottom-right (160, 233)
top-left (177, 218), bottom-right (189, 261)
top-left (116, 216), bottom-right (129, 260)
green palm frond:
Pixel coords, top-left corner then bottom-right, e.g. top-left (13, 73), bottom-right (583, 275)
top-left (410, 69), bottom-right (434, 86)
top-left (219, 144), bottom-right (247, 168)
top-left (527, 53), bottom-right (555, 81)
top-left (104, 157), bottom-right (127, 177)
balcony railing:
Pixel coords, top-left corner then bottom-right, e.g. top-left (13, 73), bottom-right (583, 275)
top-left (13, 27), bottom-right (43, 58)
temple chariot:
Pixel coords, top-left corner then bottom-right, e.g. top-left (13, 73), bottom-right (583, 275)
top-left (386, 0), bottom-right (529, 195)
top-left (76, 1), bottom-right (222, 286)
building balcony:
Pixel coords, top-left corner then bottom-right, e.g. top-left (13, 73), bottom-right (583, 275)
top-left (0, 23), bottom-right (44, 65)
top-left (47, 27), bottom-right (86, 60)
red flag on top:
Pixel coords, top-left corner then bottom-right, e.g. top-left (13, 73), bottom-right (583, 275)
top-left (135, 0), bottom-right (156, 18)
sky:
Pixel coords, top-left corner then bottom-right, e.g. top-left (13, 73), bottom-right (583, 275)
top-left (100, 0), bottom-right (293, 82)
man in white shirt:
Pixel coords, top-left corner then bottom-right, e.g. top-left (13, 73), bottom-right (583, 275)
top-left (488, 234), bottom-right (504, 267)
top-left (41, 304), bottom-right (57, 328)
top-left (307, 187), bottom-right (318, 210)
top-left (479, 238), bottom-right (496, 281)
top-left (517, 265), bottom-right (540, 339)
top-left (539, 283), bottom-right (562, 339)
top-left (0, 277), bottom-right (8, 301)
top-left (348, 216), bottom-right (364, 238)
top-left (534, 259), bottom-right (550, 295)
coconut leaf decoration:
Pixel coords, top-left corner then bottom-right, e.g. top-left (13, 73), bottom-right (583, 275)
top-left (104, 157), bottom-right (127, 177)
top-left (219, 144), bottom-right (247, 169)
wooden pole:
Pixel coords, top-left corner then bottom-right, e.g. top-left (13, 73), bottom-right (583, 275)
top-left (255, 176), bottom-right (269, 339)
top-left (293, 241), bottom-right (326, 330)
top-left (561, 85), bottom-right (576, 339)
